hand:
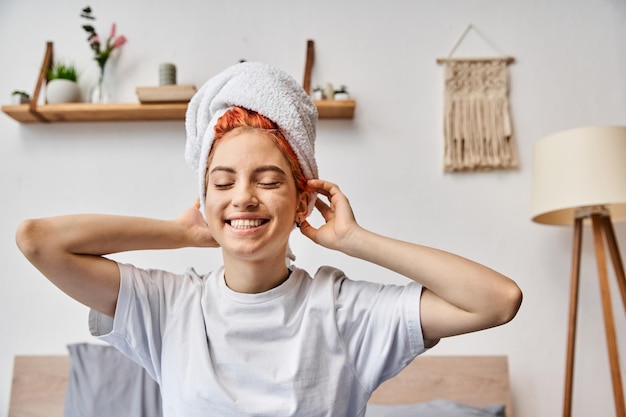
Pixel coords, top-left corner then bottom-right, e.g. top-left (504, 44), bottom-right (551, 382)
top-left (299, 179), bottom-right (360, 252)
top-left (176, 199), bottom-right (219, 248)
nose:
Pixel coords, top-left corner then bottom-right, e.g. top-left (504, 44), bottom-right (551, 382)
top-left (232, 183), bottom-right (258, 209)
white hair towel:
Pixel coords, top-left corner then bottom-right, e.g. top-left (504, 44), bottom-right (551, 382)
top-left (185, 61), bottom-right (319, 216)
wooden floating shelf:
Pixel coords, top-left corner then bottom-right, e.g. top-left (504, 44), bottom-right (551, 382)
top-left (314, 100), bottom-right (356, 119)
top-left (1, 102), bottom-right (188, 123)
top-left (2, 100), bottom-right (355, 123)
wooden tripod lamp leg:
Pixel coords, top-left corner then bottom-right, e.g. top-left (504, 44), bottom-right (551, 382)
top-left (601, 215), bottom-right (626, 314)
top-left (591, 214), bottom-right (626, 417)
top-left (563, 217), bottom-right (583, 417)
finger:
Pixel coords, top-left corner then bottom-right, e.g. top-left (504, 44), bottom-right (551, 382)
top-left (314, 197), bottom-right (331, 217)
top-left (307, 179), bottom-right (339, 197)
top-left (298, 219), bottom-right (318, 242)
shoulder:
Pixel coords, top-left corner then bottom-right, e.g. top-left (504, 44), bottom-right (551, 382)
top-left (308, 266), bottom-right (386, 301)
top-left (308, 265), bottom-right (352, 292)
top-left (310, 265), bottom-right (423, 303)
top-left (117, 262), bottom-right (220, 295)
top-left (300, 266), bottom-right (423, 307)
top-left (311, 265), bottom-right (347, 281)
top-left (310, 265), bottom-right (385, 290)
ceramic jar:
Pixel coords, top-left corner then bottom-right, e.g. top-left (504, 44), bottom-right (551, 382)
top-left (46, 79), bottom-right (81, 104)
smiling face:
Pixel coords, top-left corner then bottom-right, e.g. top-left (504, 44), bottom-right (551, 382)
top-left (205, 127), bottom-right (309, 265)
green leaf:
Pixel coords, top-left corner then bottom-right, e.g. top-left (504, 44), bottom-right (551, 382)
top-left (47, 61), bottom-right (80, 82)
top-left (12, 90), bottom-right (30, 98)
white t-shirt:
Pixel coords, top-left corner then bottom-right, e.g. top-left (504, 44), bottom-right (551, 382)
top-left (89, 263), bottom-right (427, 417)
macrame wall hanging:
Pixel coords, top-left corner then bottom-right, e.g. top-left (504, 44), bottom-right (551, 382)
top-left (437, 25), bottom-right (518, 172)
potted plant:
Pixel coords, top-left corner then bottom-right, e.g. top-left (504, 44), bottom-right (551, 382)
top-left (311, 86), bottom-right (323, 101)
top-left (46, 62), bottom-right (82, 104)
top-left (11, 90), bottom-right (30, 105)
top-left (333, 85), bottom-right (350, 101)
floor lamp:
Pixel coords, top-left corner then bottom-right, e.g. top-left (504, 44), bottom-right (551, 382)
top-left (531, 126), bottom-right (626, 417)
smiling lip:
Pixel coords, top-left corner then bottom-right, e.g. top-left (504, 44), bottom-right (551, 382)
top-left (227, 218), bottom-right (268, 229)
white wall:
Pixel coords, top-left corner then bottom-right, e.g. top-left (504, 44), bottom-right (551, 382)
top-left (1, 1), bottom-right (625, 416)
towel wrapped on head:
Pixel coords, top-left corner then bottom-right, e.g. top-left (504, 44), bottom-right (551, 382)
top-left (185, 61), bottom-right (319, 216)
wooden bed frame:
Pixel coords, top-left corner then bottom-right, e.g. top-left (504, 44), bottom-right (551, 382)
top-left (369, 355), bottom-right (513, 416)
top-left (8, 354), bottom-right (513, 417)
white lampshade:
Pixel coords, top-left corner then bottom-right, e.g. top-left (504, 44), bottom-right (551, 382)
top-left (531, 126), bottom-right (626, 225)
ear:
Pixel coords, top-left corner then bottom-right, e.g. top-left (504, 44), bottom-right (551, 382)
top-left (295, 191), bottom-right (311, 220)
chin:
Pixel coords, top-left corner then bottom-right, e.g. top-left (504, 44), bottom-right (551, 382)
top-left (224, 242), bottom-right (287, 264)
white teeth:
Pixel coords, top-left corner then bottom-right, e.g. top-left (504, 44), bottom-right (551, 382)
top-left (230, 219), bottom-right (264, 229)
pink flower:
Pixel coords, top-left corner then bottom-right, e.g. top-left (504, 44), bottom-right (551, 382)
top-left (113, 35), bottom-right (127, 48)
top-left (81, 7), bottom-right (127, 70)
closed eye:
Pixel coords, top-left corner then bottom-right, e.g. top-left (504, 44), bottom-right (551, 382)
top-left (258, 181), bottom-right (282, 188)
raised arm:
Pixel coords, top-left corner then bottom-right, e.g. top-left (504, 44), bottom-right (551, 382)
top-left (299, 179), bottom-right (522, 346)
top-left (15, 200), bottom-right (216, 317)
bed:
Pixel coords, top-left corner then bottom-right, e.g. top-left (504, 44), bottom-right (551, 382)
top-left (8, 349), bottom-right (513, 417)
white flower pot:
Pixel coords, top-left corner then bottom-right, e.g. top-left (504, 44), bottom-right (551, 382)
top-left (11, 95), bottom-right (29, 105)
top-left (333, 92), bottom-right (350, 101)
top-left (46, 79), bottom-right (81, 104)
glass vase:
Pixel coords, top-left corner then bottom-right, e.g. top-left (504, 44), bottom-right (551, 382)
top-left (90, 65), bottom-right (111, 103)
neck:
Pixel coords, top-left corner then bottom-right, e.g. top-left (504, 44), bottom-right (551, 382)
top-left (222, 254), bottom-right (291, 294)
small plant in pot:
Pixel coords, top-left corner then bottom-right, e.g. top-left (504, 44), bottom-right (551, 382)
top-left (46, 62), bottom-right (82, 104)
top-left (11, 90), bottom-right (30, 105)
top-left (333, 85), bottom-right (350, 101)
top-left (311, 86), bottom-right (323, 101)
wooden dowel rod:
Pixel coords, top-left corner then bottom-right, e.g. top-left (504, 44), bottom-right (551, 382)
top-left (29, 41), bottom-right (53, 122)
top-left (436, 56), bottom-right (515, 64)
top-left (303, 39), bottom-right (314, 94)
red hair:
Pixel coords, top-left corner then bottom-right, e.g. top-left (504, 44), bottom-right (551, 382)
top-left (208, 106), bottom-right (308, 192)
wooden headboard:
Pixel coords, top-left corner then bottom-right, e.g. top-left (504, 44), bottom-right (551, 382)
top-left (369, 355), bottom-right (513, 417)
top-left (8, 354), bottom-right (513, 417)
top-left (9, 355), bottom-right (70, 417)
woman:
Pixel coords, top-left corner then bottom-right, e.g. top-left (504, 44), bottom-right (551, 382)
top-left (16, 62), bottom-right (521, 416)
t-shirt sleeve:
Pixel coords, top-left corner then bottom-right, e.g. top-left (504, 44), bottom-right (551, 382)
top-left (329, 267), bottom-right (428, 393)
top-left (88, 262), bottom-right (191, 383)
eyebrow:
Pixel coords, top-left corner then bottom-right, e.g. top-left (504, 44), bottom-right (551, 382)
top-left (209, 165), bottom-right (288, 176)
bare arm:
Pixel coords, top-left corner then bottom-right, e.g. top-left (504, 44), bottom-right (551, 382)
top-left (300, 179), bottom-right (522, 346)
top-left (15, 200), bottom-right (216, 317)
